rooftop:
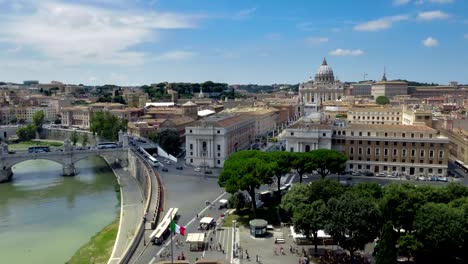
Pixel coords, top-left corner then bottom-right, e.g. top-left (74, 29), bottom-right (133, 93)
top-left (347, 124), bottom-right (436, 132)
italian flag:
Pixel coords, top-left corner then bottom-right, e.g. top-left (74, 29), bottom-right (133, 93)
top-left (170, 221), bottom-right (185, 236)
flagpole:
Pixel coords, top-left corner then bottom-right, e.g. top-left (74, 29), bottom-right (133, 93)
top-left (171, 226), bottom-right (174, 264)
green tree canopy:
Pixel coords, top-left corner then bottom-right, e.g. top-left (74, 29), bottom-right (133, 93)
top-left (32, 110), bottom-right (45, 133)
top-left (376, 96), bottom-right (390, 105)
top-left (375, 221), bottom-right (398, 264)
top-left (218, 150), bottom-right (273, 214)
top-left (263, 151), bottom-right (293, 198)
top-left (281, 184), bottom-right (311, 215)
top-left (90, 111), bottom-right (126, 141)
top-left (157, 128), bottom-right (181, 156)
top-left (17, 124), bottom-right (36, 141)
top-left (292, 200), bottom-right (327, 254)
top-left (71, 130), bottom-right (79, 146)
top-left (309, 149), bottom-right (347, 179)
top-left (291, 152), bottom-right (315, 184)
top-left (309, 178), bottom-right (345, 203)
top-left (413, 203), bottom-right (466, 263)
top-left (81, 133), bottom-right (89, 147)
top-left (325, 193), bottom-right (382, 260)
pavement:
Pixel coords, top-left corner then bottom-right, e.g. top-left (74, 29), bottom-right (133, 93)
top-left (106, 159), bottom-right (145, 264)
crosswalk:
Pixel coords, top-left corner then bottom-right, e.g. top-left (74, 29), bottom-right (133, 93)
top-left (202, 226), bottom-right (233, 261)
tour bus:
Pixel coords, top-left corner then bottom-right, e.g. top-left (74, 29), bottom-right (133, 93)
top-left (147, 156), bottom-right (160, 167)
top-left (97, 142), bottom-right (118, 149)
top-left (28, 146), bottom-right (50, 153)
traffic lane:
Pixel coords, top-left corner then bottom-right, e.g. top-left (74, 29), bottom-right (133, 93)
top-left (144, 194), bottom-right (228, 264)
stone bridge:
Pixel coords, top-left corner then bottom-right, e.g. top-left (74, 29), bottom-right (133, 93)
top-left (0, 140), bottom-right (129, 183)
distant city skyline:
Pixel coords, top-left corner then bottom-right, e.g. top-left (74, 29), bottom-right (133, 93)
top-left (0, 0), bottom-right (467, 85)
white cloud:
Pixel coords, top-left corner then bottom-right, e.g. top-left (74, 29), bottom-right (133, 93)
top-left (156, 50), bottom-right (198, 61)
top-left (417, 10), bottom-right (449, 21)
top-left (416, 0), bottom-right (454, 4)
top-left (329, 49), bottom-right (364, 56)
top-left (0, 1), bottom-right (199, 65)
top-left (354, 15), bottom-right (409, 32)
top-left (393, 0), bottom-right (411, 6)
top-left (305, 37), bottom-right (329, 45)
top-left (234, 7), bottom-right (256, 19)
top-left (422, 37), bottom-right (439, 47)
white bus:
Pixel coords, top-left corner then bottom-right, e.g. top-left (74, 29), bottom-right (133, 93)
top-left (97, 142), bottom-right (118, 149)
top-left (147, 155), bottom-right (160, 167)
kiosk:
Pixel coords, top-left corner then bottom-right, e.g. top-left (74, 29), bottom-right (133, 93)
top-left (186, 233), bottom-right (205, 251)
top-left (249, 219), bottom-right (268, 237)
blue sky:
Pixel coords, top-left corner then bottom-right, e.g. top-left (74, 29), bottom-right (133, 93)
top-left (0, 0), bottom-right (466, 85)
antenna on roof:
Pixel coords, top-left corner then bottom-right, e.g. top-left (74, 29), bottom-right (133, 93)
top-left (363, 73), bottom-right (368, 81)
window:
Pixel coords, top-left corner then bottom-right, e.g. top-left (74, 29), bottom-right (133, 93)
top-left (190, 152), bottom-right (193, 156)
top-left (190, 159), bottom-right (193, 163)
top-left (217, 153), bottom-right (220, 157)
top-left (421, 143), bottom-right (425, 147)
top-left (367, 132), bottom-right (371, 136)
top-left (290, 147), bottom-right (294, 152)
top-left (402, 133), bottom-right (406, 138)
top-left (439, 150), bottom-right (444, 158)
top-left (359, 132), bottom-right (362, 136)
top-left (375, 148), bottom-right (380, 155)
top-left (438, 169), bottom-right (442, 174)
top-left (190, 144), bottom-right (193, 150)
top-left (367, 148), bottom-right (371, 155)
top-left (384, 148), bottom-right (388, 156)
top-left (419, 168), bottom-right (424, 173)
top-left (350, 164), bottom-right (354, 169)
top-left (350, 147), bottom-right (354, 154)
top-left (323, 133), bottom-right (326, 136)
top-left (393, 149), bottom-right (397, 156)
top-left (290, 132), bottom-right (294, 136)
top-left (385, 141), bottom-right (389, 146)
top-left (217, 144), bottom-right (221, 151)
top-left (411, 149), bottom-right (416, 157)
top-left (411, 133), bottom-right (414, 138)
top-left (420, 150), bottom-right (424, 157)
top-left (412, 142), bottom-right (416, 147)
top-left (403, 142), bottom-right (406, 146)
top-left (420, 133), bottom-right (423, 138)
top-left (190, 130), bottom-right (193, 133)
top-left (350, 140), bottom-right (354, 144)
top-left (402, 149), bottom-right (407, 157)
top-left (376, 141), bottom-right (380, 145)
top-left (385, 133), bottom-right (388, 137)
top-left (358, 148), bottom-right (362, 155)
top-left (359, 141), bottom-right (362, 145)
top-left (394, 142), bottom-right (397, 146)
top-left (351, 132), bottom-right (354, 136)
top-left (202, 141), bottom-right (207, 151)
top-left (429, 150), bottom-right (434, 158)
top-left (217, 160), bottom-right (220, 164)
top-left (217, 130), bottom-right (220, 134)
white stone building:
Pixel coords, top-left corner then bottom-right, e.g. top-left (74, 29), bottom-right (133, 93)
top-left (299, 58), bottom-right (344, 107)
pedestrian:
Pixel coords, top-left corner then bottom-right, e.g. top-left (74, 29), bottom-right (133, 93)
top-left (210, 237), bottom-right (213, 242)
top-left (290, 245), bottom-right (293, 253)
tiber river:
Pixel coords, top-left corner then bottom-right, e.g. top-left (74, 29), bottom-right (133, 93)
top-left (0, 156), bottom-right (119, 264)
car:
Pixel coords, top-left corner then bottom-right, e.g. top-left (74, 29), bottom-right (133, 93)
top-left (194, 167), bottom-right (201, 172)
top-left (351, 172), bottom-right (360, 176)
top-left (204, 170), bottom-right (213, 174)
top-left (376, 172), bottom-right (386, 177)
top-left (165, 161), bottom-right (172, 165)
top-left (437, 177), bottom-right (448, 182)
top-left (176, 166), bottom-right (183, 170)
top-left (365, 171), bottom-right (374, 177)
top-left (161, 167), bottom-right (168, 172)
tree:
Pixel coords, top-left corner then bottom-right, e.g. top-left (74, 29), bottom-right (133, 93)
top-left (413, 203), bottom-right (466, 263)
top-left (218, 150), bottom-right (273, 214)
top-left (17, 124), bottom-right (36, 141)
top-left (325, 193), bottom-right (382, 261)
top-left (309, 149), bottom-right (347, 179)
top-left (228, 192), bottom-right (246, 211)
top-left (309, 178), bottom-right (345, 203)
top-left (376, 96), bottom-right (390, 105)
top-left (381, 184), bottom-right (424, 234)
top-left (148, 131), bottom-right (159, 143)
top-left (375, 221), bottom-right (398, 264)
top-left (81, 133), bottom-right (89, 147)
top-left (264, 152), bottom-right (293, 199)
top-left (292, 200), bottom-right (327, 254)
top-left (71, 130), bottom-right (79, 146)
top-left (398, 234), bottom-right (420, 262)
top-left (32, 110), bottom-right (45, 133)
top-left (157, 129), bottom-right (181, 155)
top-left (90, 111), bottom-right (126, 141)
top-left (291, 152), bottom-right (315, 184)
top-left (281, 184), bottom-right (311, 215)
top-left (349, 182), bottom-right (383, 200)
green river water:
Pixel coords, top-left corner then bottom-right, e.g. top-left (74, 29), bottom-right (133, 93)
top-left (0, 156), bottom-right (119, 264)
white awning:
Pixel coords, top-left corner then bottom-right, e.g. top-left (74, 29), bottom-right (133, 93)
top-left (186, 233), bottom-right (205, 243)
top-left (200, 217), bottom-right (214, 224)
top-left (198, 109), bottom-right (215, 117)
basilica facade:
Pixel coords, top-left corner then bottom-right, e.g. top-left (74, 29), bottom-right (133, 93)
top-left (299, 58), bottom-right (344, 106)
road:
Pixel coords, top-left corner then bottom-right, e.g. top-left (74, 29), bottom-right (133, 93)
top-left (131, 157), bottom-right (228, 264)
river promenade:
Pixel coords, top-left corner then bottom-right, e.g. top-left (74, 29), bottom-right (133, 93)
top-left (104, 157), bottom-right (145, 264)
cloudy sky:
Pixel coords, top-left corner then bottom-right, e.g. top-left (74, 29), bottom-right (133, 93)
top-left (0, 0), bottom-right (466, 85)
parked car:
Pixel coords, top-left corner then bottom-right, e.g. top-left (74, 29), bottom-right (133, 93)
top-left (376, 172), bottom-right (386, 177)
top-left (176, 166), bottom-right (183, 170)
top-left (365, 171), bottom-right (374, 177)
top-left (162, 167), bottom-right (168, 172)
top-left (437, 177), bottom-right (448, 182)
top-left (194, 167), bottom-right (201, 172)
top-left (204, 170), bottom-right (213, 175)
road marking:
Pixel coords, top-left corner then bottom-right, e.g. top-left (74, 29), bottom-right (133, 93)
top-left (149, 257), bottom-right (155, 264)
top-left (230, 226), bottom-right (234, 262)
top-left (155, 192), bottom-right (227, 257)
top-left (287, 174), bottom-right (296, 185)
top-left (225, 227), bottom-right (229, 260)
top-left (122, 203), bottom-right (139, 208)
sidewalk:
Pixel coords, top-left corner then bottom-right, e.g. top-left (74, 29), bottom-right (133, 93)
top-left (107, 163), bottom-right (145, 264)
